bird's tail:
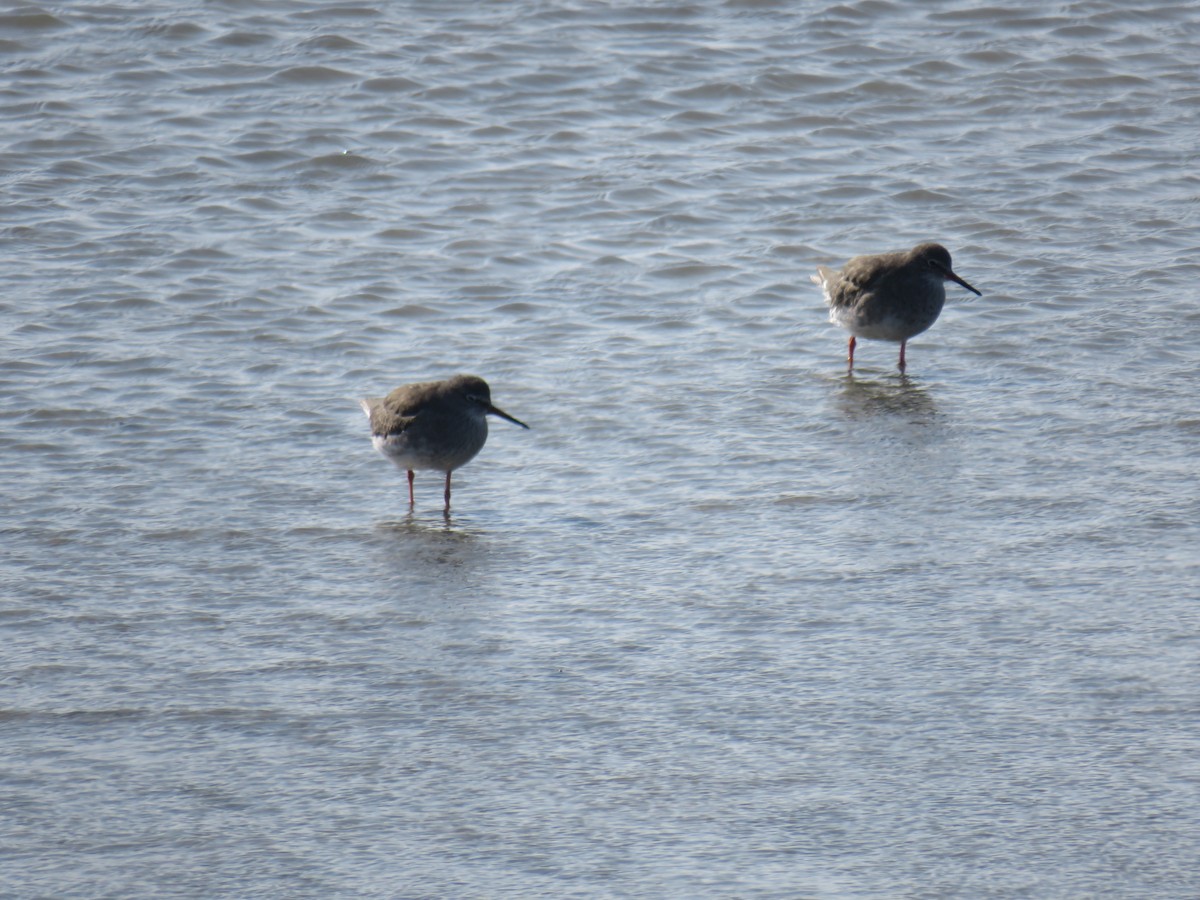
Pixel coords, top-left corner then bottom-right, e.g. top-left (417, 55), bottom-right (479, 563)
top-left (811, 265), bottom-right (836, 287)
top-left (812, 265), bottom-right (837, 303)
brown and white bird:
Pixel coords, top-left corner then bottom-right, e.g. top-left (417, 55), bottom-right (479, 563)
top-left (812, 242), bottom-right (981, 373)
top-left (359, 374), bottom-right (529, 510)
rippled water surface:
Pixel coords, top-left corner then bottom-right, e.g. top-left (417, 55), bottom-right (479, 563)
top-left (3, 1), bottom-right (1199, 897)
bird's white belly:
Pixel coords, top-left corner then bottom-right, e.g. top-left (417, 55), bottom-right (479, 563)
top-left (829, 307), bottom-right (910, 342)
top-left (372, 433), bottom-right (434, 470)
top-left (371, 430), bottom-right (484, 472)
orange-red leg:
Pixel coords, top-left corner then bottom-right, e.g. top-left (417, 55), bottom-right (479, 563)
top-left (847, 335), bottom-right (856, 371)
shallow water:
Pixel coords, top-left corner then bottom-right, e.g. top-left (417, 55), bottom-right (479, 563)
top-left (3, 1), bottom-right (1199, 896)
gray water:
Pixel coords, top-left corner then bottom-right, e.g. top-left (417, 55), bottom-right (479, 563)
top-left (3, 1), bottom-right (1199, 897)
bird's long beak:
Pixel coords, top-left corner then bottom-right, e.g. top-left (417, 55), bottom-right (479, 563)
top-left (486, 403), bottom-right (530, 429)
top-left (935, 262), bottom-right (982, 296)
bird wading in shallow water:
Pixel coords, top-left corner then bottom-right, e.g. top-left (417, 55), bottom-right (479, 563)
top-left (812, 242), bottom-right (982, 373)
top-left (359, 374), bottom-right (529, 511)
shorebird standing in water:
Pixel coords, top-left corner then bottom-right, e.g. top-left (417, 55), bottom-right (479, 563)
top-left (360, 374), bottom-right (528, 510)
top-left (812, 242), bottom-right (982, 373)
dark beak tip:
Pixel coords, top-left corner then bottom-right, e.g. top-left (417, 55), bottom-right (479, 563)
top-left (490, 405), bottom-right (530, 429)
top-left (947, 271), bottom-right (982, 296)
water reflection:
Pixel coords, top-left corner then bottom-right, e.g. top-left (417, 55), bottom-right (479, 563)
top-left (371, 512), bottom-right (484, 573)
top-left (834, 373), bottom-right (939, 423)
top-left (374, 511), bottom-right (479, 540)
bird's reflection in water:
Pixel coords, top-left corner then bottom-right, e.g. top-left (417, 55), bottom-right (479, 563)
top-left (375, 508), bottom-right (480, 538)
top-left (372, 512), bottom-right (483, 571)
top-left (834, 372), bottom-right (939, 423)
